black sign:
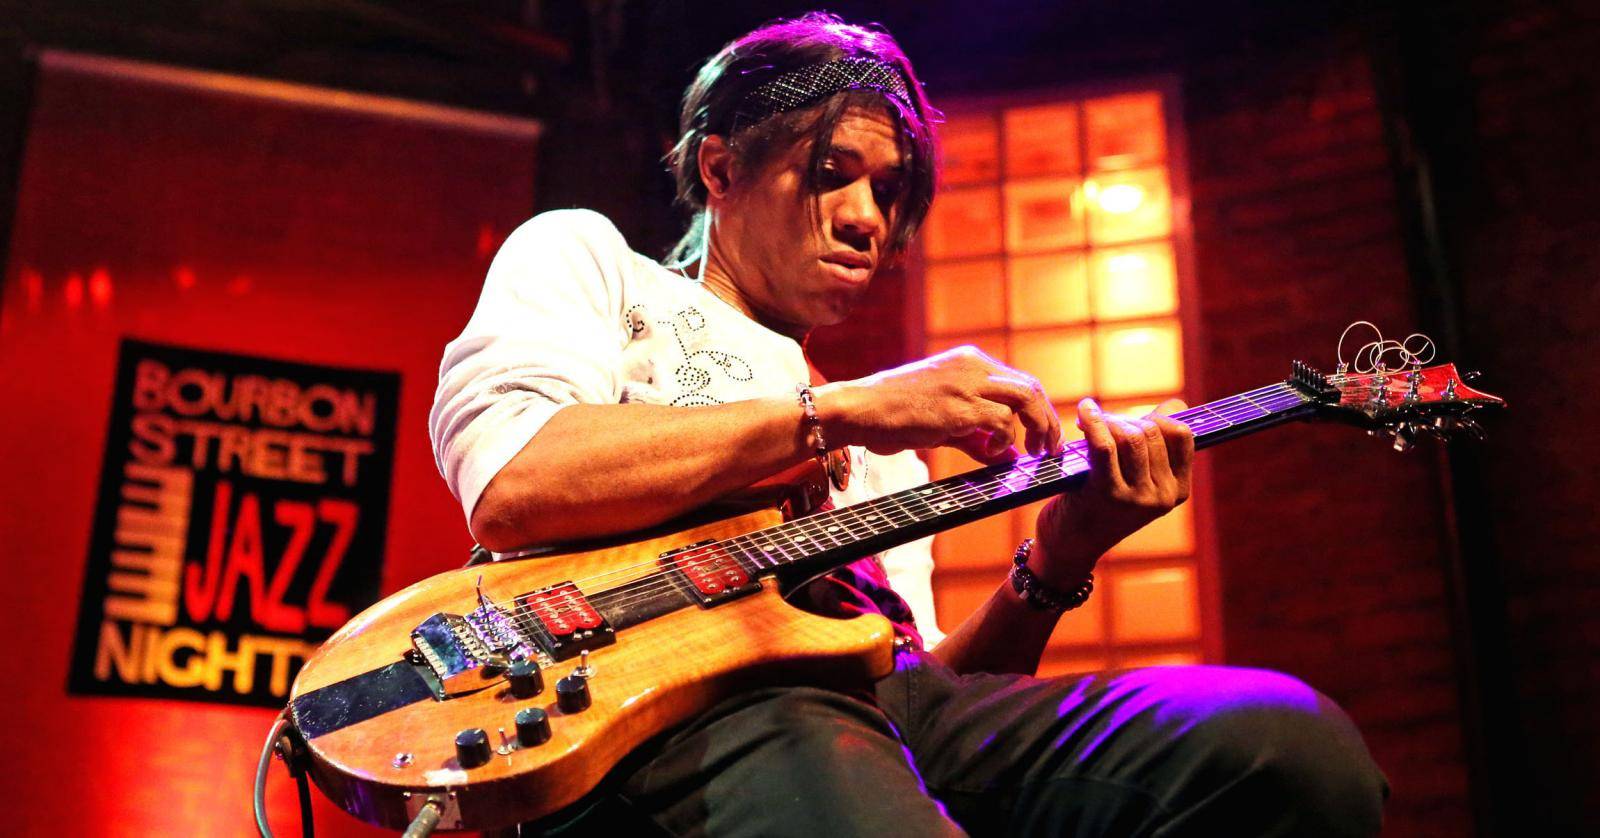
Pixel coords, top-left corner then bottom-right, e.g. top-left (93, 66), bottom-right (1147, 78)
top-left (67, 339), bottom-right (400, 707)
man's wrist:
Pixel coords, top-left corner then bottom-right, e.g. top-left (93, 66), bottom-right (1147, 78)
top-left (1026, 536), bottom-right (1099, 590)
top-left (809, 381), bottom-right (857, 449)
top-left (1009, 539), bottom-right (1096, 613)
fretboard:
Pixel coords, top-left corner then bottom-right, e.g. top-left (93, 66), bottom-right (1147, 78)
top-left (703, 380), bottom-right (1315, 580)
top-left (580, 379), bottom-right (1317, 631)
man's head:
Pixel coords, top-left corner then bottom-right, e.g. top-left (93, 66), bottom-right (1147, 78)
top-left (666, 13), bottom-right (938, 334)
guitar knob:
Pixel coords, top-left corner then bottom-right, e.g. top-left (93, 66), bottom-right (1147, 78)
top-left (507, 659), bottom-right (543, 699)
top-left (455, 727), bottom-right (491, 769)
top-left (516, 707), bottom-right (552, 746)
top-left (555, 673), bottom-right (591, 714)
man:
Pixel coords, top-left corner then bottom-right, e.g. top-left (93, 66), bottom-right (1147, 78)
top-left (432, 12), bottom-right (1386, 836)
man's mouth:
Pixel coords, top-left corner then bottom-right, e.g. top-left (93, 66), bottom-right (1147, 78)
top-left (820, 253), bottom-right (873, 283)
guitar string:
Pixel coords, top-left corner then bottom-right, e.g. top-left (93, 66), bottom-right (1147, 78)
top-left (506, 380), bottom-right (1304, 596)
top-left (515, 366), bottom-right (1411, 640)
top-left (504, 384), bottom-right (1310, 631)
top-left (560, 386), bottom-right (1313, 619)
top-left (507, 417), bottom-right (1300, 638)
top-left (505, 382), bottom-right (1305, 617)
top-left (503, 384), bottom-right (1310, 629)
top-left (503, 384), bottom-right (1309, 631)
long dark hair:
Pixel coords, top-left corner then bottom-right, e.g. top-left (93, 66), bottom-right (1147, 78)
top-left (664, 13), bottom-right (939, 266)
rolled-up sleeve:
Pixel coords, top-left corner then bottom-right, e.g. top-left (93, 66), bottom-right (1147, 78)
top-left (430, 209), bottom-right (631, 526)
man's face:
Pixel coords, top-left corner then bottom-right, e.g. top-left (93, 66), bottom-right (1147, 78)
top-left (715, 105), bottom-right (905, 334)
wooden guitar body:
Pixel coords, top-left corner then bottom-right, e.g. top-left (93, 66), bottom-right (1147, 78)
top-left (289, 508), bottom-right (895, 831)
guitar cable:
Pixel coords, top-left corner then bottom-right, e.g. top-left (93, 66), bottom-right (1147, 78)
top-left (255, 707), bottom-right (447, 837)
top-left (255, 707), bottom-right (315, 838)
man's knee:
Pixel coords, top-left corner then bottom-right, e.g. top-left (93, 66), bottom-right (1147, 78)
top-left (1148, 666), bottom-right (1389, 835)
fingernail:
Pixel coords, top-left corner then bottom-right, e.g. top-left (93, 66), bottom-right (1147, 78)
top-left (1081, 398), bottom-right (1100, 417)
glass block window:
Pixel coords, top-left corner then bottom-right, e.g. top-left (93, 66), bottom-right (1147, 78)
top-left (919, 88), bottom-right (1207, 677)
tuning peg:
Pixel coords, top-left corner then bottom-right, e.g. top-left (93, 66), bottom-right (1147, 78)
top-left (1463, 370), bottom-right (1482, 382)
top-left (1391, 425), bottom-right (1416, 452)
top-left (1454, 416), bottom-right (1486, 441)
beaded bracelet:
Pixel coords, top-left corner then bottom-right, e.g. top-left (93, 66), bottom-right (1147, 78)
top-left (796, 385), bottom-right (828, 464)
top-left (1008, 538), bottom-right (1095, 613)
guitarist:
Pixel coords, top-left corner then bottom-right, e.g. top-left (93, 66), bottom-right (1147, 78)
top-left (430, 12), bottom-right (1387, 836)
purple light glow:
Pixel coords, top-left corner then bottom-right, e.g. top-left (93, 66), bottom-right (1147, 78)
top-left (1062, 666), bottom-right (1323, 765)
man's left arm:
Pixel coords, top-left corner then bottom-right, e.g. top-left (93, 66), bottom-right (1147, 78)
top-left (931, 398), bottom-right (1194, 676)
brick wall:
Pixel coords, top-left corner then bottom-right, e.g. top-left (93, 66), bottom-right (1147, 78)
top-left (1182, 33), bottom-right (1476, 836)
top-left (1452, 1), bottom-right (1600, 830)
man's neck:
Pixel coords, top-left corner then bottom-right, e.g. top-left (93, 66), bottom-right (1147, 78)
top-left (695, 260), bottom-right (811, 344)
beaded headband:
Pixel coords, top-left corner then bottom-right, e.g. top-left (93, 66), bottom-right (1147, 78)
top-left (732, 57), bottom-right (915, 130)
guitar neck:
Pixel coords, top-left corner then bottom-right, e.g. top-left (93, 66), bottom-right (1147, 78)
top-left (717, 380), bottom-right (1316, 580)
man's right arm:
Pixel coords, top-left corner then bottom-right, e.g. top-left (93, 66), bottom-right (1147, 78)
top-left (470, 398), bottom-right (818, 551)
top-left (467, 347), bottom-right (1064, 552)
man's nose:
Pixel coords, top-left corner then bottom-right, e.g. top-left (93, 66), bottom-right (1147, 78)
top-left (833, 179), bottom-right (884, 244)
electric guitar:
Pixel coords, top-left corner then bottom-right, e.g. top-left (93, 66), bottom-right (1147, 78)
top-left (285, 359), bottom-right (1501, 831)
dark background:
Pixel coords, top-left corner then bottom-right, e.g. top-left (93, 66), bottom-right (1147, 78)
top-left (2, 1), bottom-right (1596, 835)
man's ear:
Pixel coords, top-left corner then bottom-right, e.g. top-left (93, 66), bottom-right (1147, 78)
top-left (698, 135), bottom-right (735, 199)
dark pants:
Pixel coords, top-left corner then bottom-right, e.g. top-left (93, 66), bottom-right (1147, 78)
top-left (605, 651), bottom-right (1388, 837)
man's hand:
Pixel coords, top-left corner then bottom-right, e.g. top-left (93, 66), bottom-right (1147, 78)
top-left (814, 346), bottom-right (1063, 464)
top-left (1029, 399), bottom-right (1194, 588)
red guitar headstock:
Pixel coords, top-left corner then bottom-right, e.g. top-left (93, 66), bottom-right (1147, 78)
top-left (1289, 360), bottom-right (1506, 450)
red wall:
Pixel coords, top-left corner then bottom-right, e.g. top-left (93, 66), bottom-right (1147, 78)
top-left (0, 56), bottom-right (536, 835)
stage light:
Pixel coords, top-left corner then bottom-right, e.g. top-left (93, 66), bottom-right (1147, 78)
top-left (65, 272), bottom-right (84, 308)
top-left (90, 267), bottom-right (113, 307)
top-left (174, 266), bottom-right (197, 290)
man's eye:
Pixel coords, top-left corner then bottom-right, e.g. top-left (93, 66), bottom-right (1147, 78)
top-left (873, 181), bottom-right (902, 208)
top-left (818, 165), bottom-right (850, 189)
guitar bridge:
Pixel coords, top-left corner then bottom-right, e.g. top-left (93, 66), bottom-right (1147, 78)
top-left (409, 613), bottom-right (509, 699)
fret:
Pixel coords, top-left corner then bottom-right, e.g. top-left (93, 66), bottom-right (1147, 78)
top-left (1235, 392), bottom-right (1276, 416)
top-left (1197, 403), bottom-right (1235, 430)
top-left (831, 506), bottom-right (881, 545)
top-left (803, 514), bottom-right (850, 550)
top-left (777, 521), bottom-right (821, 553)
top-left (854, 506), bottom-right (891, 534)
top-left (925, 483), bottom-right (967, 516)
top-left (722, 537), bottom-right (769, 572)
top-left (750, 528), bottom-right (797, 565)
top-left (1055, 444), bottom-right (1091, 478)
top-left (1264, 391), bottom-right (1307, 411)
top-left (872, 488), bottom-right (923, 529)
top-left (899, 485), bottom-right (943, 522)
top-left (997, 459), bottom-right (1041, 498)
top-left (838, 506), bottom-right (882, 538)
